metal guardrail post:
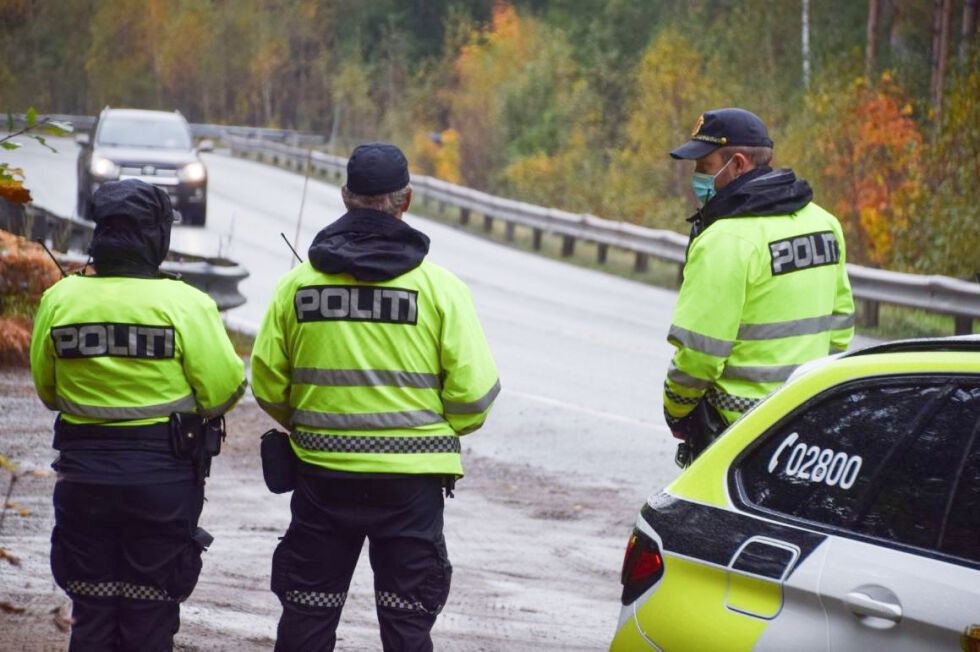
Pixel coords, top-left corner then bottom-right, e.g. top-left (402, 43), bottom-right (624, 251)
top-left (597, 243), bottom-right (609, 265)
top-left (561, 235), bottom-right (575, 258)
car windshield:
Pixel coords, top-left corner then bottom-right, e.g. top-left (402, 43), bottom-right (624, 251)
top-left (97, 116), bottom-right (192, 150)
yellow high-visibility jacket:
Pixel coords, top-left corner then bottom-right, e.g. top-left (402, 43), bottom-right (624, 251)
top-left (251, 260), bottom-right (499, 477)
top-left (30, 275), bottom-right (247, 426)
top-left (664, 201), bottom-right (855, 423)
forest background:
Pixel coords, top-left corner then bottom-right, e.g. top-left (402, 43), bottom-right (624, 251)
top-left (2, 0), bottom-right (978, 277)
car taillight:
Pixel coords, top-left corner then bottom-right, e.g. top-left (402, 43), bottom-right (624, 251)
top-left (620, 530), bottom-right (664, 605)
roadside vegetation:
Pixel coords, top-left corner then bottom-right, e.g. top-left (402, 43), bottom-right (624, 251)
top-left (3, 1), bottom-right (978, 279)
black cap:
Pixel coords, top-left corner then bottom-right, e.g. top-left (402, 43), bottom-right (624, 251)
top-left (346, 142), bottom-right (410, 196)
top-left (91, 178), bottom-right (174, 227)
top-left (670, 108), bottom-right (774, 160)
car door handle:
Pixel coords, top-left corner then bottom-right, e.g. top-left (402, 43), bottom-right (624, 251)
top-left (844, 591), bottom-right (902, 622)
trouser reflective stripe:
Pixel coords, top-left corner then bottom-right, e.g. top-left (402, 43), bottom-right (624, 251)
top-left (284, 590), bottom-right (347, 608)
top-left (292, 430), bottom-right (461, 454)
top-left (64, 580), bottom-right (173, 601)
top-left (377, 590), bottom-right (443, 615)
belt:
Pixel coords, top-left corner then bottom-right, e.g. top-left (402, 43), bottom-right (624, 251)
top-left (54, 417), bottom-right (172, 452)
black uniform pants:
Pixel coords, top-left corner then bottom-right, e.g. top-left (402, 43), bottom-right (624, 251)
top-left (51, 480), bottom-right (206, 652)
top-left (271, 473), bottom-right (452, 652)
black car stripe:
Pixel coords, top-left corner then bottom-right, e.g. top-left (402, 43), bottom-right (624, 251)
top-left (641, 493), bottom-right (826, 579)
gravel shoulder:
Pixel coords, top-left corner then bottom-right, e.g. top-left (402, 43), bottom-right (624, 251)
top-left (0, 369), bottom-right (638, 651)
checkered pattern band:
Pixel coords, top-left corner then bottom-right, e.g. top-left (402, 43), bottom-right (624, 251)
top-left (664, 386), bottom-right (702, 406)
top-left (64, 580), bottom-right (173, 602)
top-left (376, 590), bottom-right (442, 615)
top-left (292, 430), bottom-right (460, 454)
top-left (284, 590), bottom-right (347, 608)
top-left (706, 388), bottom-right (761, 413)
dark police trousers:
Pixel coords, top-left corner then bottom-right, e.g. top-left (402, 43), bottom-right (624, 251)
top-left (51, 480), bottom-right (206, 652)
top-left (272, 473), bottom-right (452, 652)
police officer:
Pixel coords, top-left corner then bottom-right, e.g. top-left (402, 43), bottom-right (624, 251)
top-left (29, 179), bottom-right (247, 651)
top-left (252, 142), bottom-right (499, 652)
top-left (663, 108), bottom-right (855, 464)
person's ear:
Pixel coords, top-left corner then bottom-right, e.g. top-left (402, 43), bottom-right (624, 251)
top-left (401, 188), bottom-right (412, 213)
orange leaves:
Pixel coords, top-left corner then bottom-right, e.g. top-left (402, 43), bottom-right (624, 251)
top-left (813, 73), bottom-right (923, 266)
top-left (0, 175), bottom-right (30, 204)
top-left (412, 129), bottom-right (461, 185)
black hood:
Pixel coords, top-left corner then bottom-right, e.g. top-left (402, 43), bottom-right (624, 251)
top-left (308, 208), bottom-right (430, 282)
top-left (88, 179), bottom-right (173, 277)
top-left (689, 167), bottom-right (813, 239)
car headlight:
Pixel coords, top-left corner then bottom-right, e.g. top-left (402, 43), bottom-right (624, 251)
top-left (90, 156), bottom-right (119, 179)
top-left (178, 161), bottom-right (207, 183)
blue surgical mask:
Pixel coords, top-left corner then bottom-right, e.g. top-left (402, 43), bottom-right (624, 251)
top-left (691, 156), bottom-right (735, 206)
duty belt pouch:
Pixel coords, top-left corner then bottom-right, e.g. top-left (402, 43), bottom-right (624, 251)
top-left (260, 429), bottom-right (297, 494)
top-left (169, 413), bottom-right (204, 460)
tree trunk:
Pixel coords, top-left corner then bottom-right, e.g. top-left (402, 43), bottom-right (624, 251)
top-left (802, 0), bottom-right (811, 88)
top-left (884, 0), bottom-right (904, 59)
top-left (866, 0), bottom-right (880, 79)
top-left (931, 0), bottom-right (953, 122)
top-left (962, 0), bottom-right (978, 62)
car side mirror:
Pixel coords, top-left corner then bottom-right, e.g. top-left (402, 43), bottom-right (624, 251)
top-left (197, 139), bottom-right (214, 153)
top-left (75, 133), bottom-right (90, 146)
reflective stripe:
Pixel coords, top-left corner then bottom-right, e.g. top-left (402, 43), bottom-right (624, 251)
top-left (664, 386), bottom-right (702, 406)
top-left (292, 430), bottom-right (460, 454)
top-left (293, 368), bottom-right (442, 389)
top-left (284, 590), bottom-right (347, 608)
top-left (376, 590), bottom-right (441, 615)
top-left (737, 313), bottom-right (856, 340)
top-left (667, 362), bottom-right (713, 389)
top-left (256, 397), bottom-right (290, 414)
top-left (442, 379), bottom-right (501, 414)
top-left (668, 325), bottom-right (734, 357)
top-left (65, 580), bottom-right (173, 601)
top-left (55, 394), bottom-right (196, 420)
top-left (721, 364), bottom-right (798, 383)
top-left (292, 409), bottom-right (445, 430)
top-left (830, 313), bottom-right (855, 330)
top-left (199, 379), bottom-right (248, 418)
top-left (706, 387), bottom-right (761, 413)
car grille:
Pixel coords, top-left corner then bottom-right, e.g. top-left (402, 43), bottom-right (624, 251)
top-left (119, 165), bottom-right (178, 178)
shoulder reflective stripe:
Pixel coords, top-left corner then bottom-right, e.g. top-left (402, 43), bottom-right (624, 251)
top-left (199, 379), bottom-right (248, 418)
top-left (706, 388), bottom-right (761, 413)
top-left (831, 312), bottom-right (855, 329)
top-left (664, 386), bottom-right (702, 406)
top-left (667, 362), bottom-right (713, 389)
top-left (256, 397), bottom-right (290, 414)
top-left (641, 493), bottom-right (826, 579)
top-left (55, 394), bottom-right (196, 420)
top-left (291, 409), bottom-right (446, 430)
top-left (737, 313), bottom-right (857, 340)
top-left (721, 364), bottom-right (797, 383)
top-left (65, 580), bottom-right (173, 601)
top-left (668, 325), bottom-right (734, 357)
top-left (284, 590), bottom-right (347, 608)
top-left (292, 430), bottom-right (460, 454)
top-left (442, 379), bottom-right (501, 414)
top-left (292, 368), bottom-right (441, 389)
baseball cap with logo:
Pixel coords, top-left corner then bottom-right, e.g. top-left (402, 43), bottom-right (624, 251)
top-left (670, 108), bottom-right (774, 160)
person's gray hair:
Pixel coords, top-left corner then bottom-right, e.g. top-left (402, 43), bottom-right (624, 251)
top-left (342, 184), bottom-right (412, 217)
top-left (716, 145), bottom-right (773, 167)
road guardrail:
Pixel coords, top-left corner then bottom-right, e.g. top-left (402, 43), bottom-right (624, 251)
top-left (224, 134), bottom-right (980, 336)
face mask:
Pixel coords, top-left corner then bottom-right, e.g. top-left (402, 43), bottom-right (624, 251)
top-left (691, 155), bottom-right (735, 206)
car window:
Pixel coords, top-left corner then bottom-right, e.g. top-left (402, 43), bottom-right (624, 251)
top-left (938, 387), bottom-right (980, 562)
top-left (97, 116), bottom-right (191, 150)
top-left (736, 379), bottom-right (980, 559)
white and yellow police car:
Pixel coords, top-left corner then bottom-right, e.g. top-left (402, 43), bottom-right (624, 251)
top-left (611, 336), bottom-right (980, 652)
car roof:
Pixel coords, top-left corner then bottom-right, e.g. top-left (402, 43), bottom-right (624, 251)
top-left (101, 108), bottom-right (184, 122)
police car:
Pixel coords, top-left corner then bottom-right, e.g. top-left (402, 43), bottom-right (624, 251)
top-left (611, 336), bottom-right (980, 652)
